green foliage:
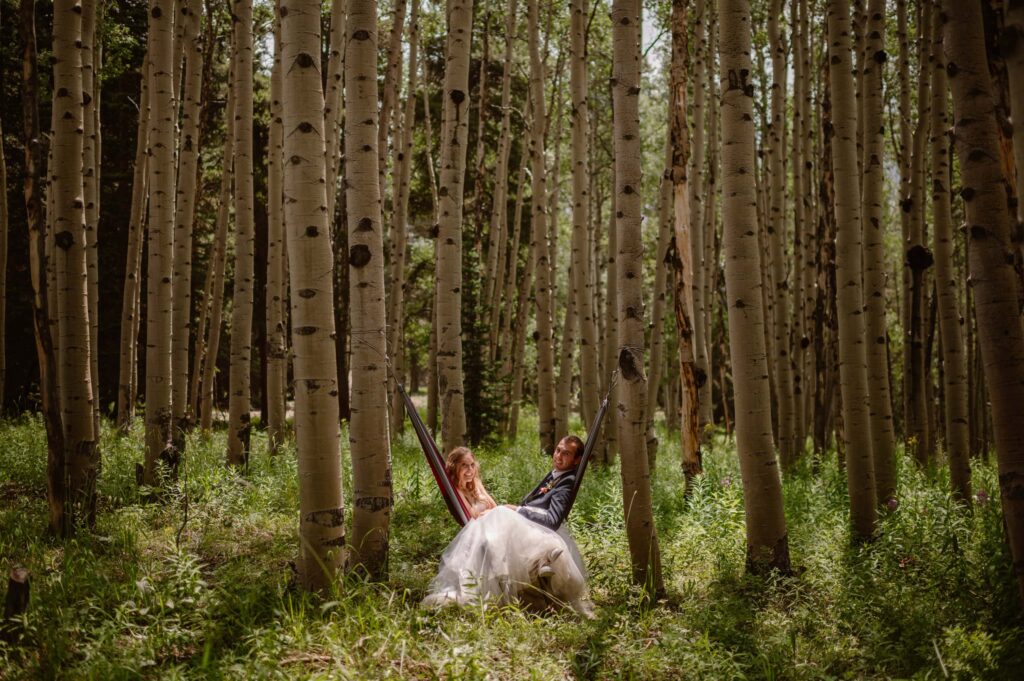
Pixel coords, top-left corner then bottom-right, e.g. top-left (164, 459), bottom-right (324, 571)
top-left (0, 416), bottom-right (1021, 679)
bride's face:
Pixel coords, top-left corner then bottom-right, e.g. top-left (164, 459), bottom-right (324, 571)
top-left (456, 456), bottom-right (478, 487)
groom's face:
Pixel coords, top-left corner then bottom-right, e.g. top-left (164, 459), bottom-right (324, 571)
top-left (552, 438), bottom-right (582, 472)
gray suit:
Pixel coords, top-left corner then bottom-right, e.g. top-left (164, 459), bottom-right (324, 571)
top-left (517, 471), bottom-right (575, 530)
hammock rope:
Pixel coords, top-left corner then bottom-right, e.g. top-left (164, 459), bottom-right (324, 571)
top-left (392, 373), bottom-right (615, 528)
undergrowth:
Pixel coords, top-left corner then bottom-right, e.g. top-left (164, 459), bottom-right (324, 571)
top-left (0, 412), bottom-right (1021, 679)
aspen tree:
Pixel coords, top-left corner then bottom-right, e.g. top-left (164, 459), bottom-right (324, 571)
top-left (702, 0), bottom-right (720, 429)
top-left (81, 0), bottom-right (100, 436)
top-left (388, 0), bottom-right (420, 437)
top-left (172, 0), bottom-right (203, 444)
top-left (118, 56), bottom-right (150, 432)
top-left (942, 0), bottom-right (1024, 604)
top-left (791, 0), bottom-right (807, 448)
top-left (828, 0), bottom-right (877, 540)
top-left (612, 0), bottom-right (662, 592)
top-left (929, 4), bottom-right (969, 502)
top-left (861, 0), bottom-right (897, 504)
top-left (485, 0), bottom-right (520, 360)
top-left (143, 0), bottom-right (177, 485)
top-left (379, 0), bottom-right (409, 213)
top-left (53, 0), bottom-right (99, 518)
top-left (908, 0), bottom-right (934, 464)
top-left (225, 0), bottom-right (256, 468)
top-left (0, 65), bottom-right (5, 408)
top-left (719, 0), bottom-right (791, 571)
top-left (690, 0), bottom-right (710, 437)
top-left (528, 0), bottom-right (556, 454)
top-left (198, 52), bottom-right (236, 433)
top-left (669, 0), bottom-right (701, 488)
top-left (897, 0), bottom-right (912, 441)
top-left (569, 0), bottom-right (599, 433)
top-left (765, 0), bottom-right (795, 468)
top-left (324, 0), bottom-right (345, 224)
top-left (282, 0), bottom-right (345, 592)
top-left (436, 0), bottom-right (474, 452)
top-left (346, 0), bottom-right (393, 578)
top-left (646, 144), bottom-right (671, 465)
top-left (266, 4), bottom-right (286, 454)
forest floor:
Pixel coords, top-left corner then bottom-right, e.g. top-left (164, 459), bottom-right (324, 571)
top-left (0, 411), bottom-right (1022, 680)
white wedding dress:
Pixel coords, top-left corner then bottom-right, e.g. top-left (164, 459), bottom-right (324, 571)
top-left (422, 507), bottom-right (593, 616)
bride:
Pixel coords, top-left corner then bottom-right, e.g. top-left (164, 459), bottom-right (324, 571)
top-left (422, 445), bottom-right (593, 616)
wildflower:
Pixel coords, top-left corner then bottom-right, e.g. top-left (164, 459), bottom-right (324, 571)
top-left (885, 497), bottom-right (899, 512)
top-left (721, 476), bottom-right (731, 488)
top-left (976, 489), bottom-right (988, 505)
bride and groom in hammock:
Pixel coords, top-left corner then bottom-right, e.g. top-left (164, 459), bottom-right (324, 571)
top-left (421, 435), bottom-right (596, 617)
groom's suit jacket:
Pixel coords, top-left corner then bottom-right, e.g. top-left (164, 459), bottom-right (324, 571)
top-left (517, 471), bottom-right (575, 530)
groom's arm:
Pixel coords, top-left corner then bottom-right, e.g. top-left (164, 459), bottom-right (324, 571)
top-left (516, 482), bottom-right (571, 530)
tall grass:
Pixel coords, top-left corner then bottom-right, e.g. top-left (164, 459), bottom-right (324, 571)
top-left (0, 412), bottom-right (1020, 679)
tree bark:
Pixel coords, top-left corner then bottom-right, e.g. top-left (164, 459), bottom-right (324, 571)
top-left (528, 0), bottom-right (556, 454)
top-left (669, 0), bottom-right (701, 490)
top-left (346, 0), bottom-right (394, 579)
top-left (828, 0), bottom-right (877, 541)
top-left (118, 53), bottom-right (150, 432)
top-left (690, 0), bottom-right (710, 440)
top-left (266, 3), bottom-right (287, 455)
top-left (282, 0), bottom-right (345, 592)
top-left (612, 0), bottom-right (662, 593)
top-left (485, 0), bottom-right (520, 361)
top-left (388, 0), bottom-right (420, 438)
top-left (862, 0), bottom-right (897, 504)
top-left (1008, 2), bottom-right (1024, 234)
top-left (767, 0), bottom-right (796, 469)
top-left (226, 0), bottom-right (256, 469)
top-left (22, 0), bottom-right (68, 535)
top-left (435, 0), bottom-right (474, 452)
top-left (81, 0), bottom-right (100, 437)
top-left (929, 5), bottom-right (969, 502)
top-left (324, 0), bottom-right (346, 226)
top-left (54, 0), bottom-right (99, 521)
top-left (172, 0), bottom-right (203, 448)
top-left (719, 0), bottom-right (792, 572)
top-left (942, 0), bottom-right (1024, 604)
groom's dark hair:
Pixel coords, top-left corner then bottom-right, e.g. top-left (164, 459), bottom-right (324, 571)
top-left (564, 435), bottom-right (585, 460)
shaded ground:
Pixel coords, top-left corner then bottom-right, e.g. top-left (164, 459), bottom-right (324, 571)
top-left (0, 411), bottom-right (1021, 679)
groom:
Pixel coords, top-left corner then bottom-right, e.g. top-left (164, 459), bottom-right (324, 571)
top-left (504, 435), bottom-right (585, 530)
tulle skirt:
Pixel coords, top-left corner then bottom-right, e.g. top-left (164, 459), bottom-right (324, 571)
top-left (421, 507), bottom-right (593, 616)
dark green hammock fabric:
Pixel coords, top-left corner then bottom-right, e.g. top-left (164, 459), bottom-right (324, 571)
top-left (394, 382), bottom-right (611, 528)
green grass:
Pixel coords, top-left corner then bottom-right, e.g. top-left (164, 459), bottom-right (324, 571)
top-left (0, 412), bottom-right (1021, 679)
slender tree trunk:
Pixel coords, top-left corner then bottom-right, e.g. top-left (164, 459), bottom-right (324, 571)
top-left (791, 0), bottom-right (808, 450)
top-left (718, 0), bottom-right (791, 572)
top-left (527, 0), bottom-right (556, 454)
top-left (766, 0), bottom-right (795, 469)
top-left (388, 0), bottom-right (420, 438)
top-left (266, 4), bottom-right (287, 455)
top-left (505, 200), bottom-right (536, 439)
top-left (226, 0), bottom-right (256, 469)
top-left (379, 0), bottom-right (409, 217)
top-left (324, 0), bottom-right (346, 225)
top-left (486, 0), bottom-right (520, 361)
top-left (862, 0), bottom-right (897, 504)
top-left (498, 149), bottom-right (529, 370)
top-left (828, 0), bottom-right (877, 540)
top-left (646, 143), bottom-right (671, 467)
top-left (118, 56), bottom-right (150, 432)
top-left (282, 0), bottom-right (345, 592)
top-left (602, 170), bottom-right (619, 464)
top-left (930, 11), bottom-right (970, 499)
top-left (52, 0), bottom-right (99, 522)
top-left (172, 0), bottom-right (203, 448)
top-left (422, 63), bottom-right (440, 436)
top-left (143, 0), bottom-right (177, 485)
top-left (943, 0), bottom-right (1024, 605)
top-left (345, 0), bottom-right (394, 578)
top-left (908, 0), bottom-right (934, 465)
top-left (702, 0), bottom-right (720, 431)
top-left (669, 0), bottom-right (701, 489)
top-left (436, 0), bottom-right (474, 452)
top-left (81, 0), bottom-right (100, 437)
top-left (0, 67), bottom-right (6, 411)
top-left (690, 0), bottom-right (709, 438)
top-left (22, 0), bottom-right (68, 535)
top-left (612, 0), bottom-right (662, 593)
top-left (199, 45), bottom-right (236, 433)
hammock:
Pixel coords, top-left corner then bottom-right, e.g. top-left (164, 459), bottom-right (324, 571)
top-left (395, 382), bottom-right (612, 528)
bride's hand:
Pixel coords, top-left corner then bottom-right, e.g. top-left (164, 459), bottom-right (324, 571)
top-left (503, 504), bottom-right (518, 511)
